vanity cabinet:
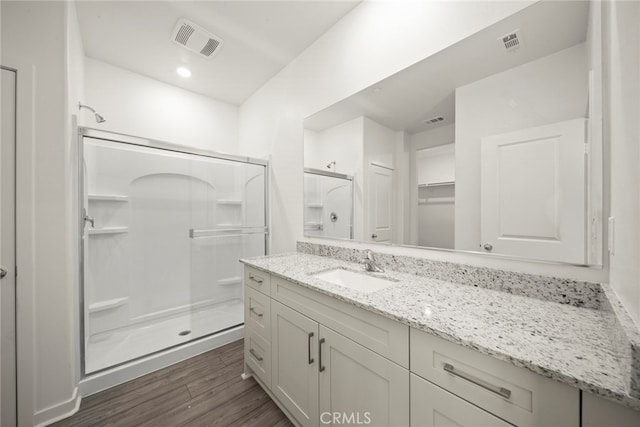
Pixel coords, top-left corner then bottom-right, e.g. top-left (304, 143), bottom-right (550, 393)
top-left (411, 374), bottom-right (511, 427)
top-left (244, 265), bottom-right (584, 427)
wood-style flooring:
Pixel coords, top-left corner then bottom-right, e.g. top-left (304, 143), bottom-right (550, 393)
top-left (52, 339), bottom-right (292, 427)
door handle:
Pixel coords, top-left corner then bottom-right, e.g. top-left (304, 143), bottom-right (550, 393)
top-left (308, 332), bottom-right (314, 365)
top-left (483, 243), bottom-right (493, 251)
top-left (318, 338), bottom-right (325, 372)
top-left (371, 233), bottom-right (378, 239)
top-left (0, 267), bottom-right (7, 279)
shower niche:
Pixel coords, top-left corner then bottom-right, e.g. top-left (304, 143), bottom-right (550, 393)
top-left (80, 129), bottom-right (267, 374)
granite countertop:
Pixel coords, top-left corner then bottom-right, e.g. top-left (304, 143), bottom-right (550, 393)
top-left (241, 252), bottom-right (640, 410)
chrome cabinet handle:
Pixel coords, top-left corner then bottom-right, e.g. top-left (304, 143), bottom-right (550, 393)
top-left (249, 274), bottom-right (263, 284)
top-left (308, 332), bottom-right (315, 365)
top-left (249, 307), bottom-right (263, 318)
top-left (319, 338), bottom-right (326, 372)
top-left (0, 267), bottom-right (7, 279)
top-left (249, 348), bottom-right (263, 362)
top-left (443, 363), bottom-right (511, 399)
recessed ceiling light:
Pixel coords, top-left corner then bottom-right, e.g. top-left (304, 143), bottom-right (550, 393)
top-left (176, 67), bottom-right (192, 78)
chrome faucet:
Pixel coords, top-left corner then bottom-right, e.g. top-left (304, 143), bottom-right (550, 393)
top-left (361, 250), bottom-right (384, 273)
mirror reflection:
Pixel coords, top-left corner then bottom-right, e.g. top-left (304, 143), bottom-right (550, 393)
top-left (303, 0), bottom-right (603, 265)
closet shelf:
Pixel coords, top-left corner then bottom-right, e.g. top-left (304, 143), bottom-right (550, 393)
top-left (88, 297), bottom-right (129, 314)
top-left (216, 199), bottom-right (242, 205)
top-left (418, 181), bottom-right (455, 188)
top-left (88, 194), bottom-right (129, 202)
top-left (306, 203), bottom-right (324, 208)
top-left (88, 226), bottom-right (129, 235)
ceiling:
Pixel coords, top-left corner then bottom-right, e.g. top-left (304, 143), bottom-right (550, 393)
top-left (76, 1), bottom-right (361, 105)
top-left (304, 0), bottom-right (590, 135)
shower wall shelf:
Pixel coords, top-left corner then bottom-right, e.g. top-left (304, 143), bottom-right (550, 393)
top-left (216, 199), bottom-right (242, 205)
top-left (218, 276), bottom-right (242, 286)
top-left (88, 194), bottom-right (129, 202)
top-left (88, 297), bottom-right (129, 314)
top-left (88, 226), bottom-right (129, 235)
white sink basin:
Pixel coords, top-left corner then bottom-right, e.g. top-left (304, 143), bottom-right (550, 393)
top-left (313, 268), bottom-right (396, 294)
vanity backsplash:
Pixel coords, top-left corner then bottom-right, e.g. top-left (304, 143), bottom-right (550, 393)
top-left (297, 241), bottom-right (603, 309)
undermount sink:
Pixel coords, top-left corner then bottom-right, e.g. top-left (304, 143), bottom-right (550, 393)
top-left (313, 268), bottom-right (396, 294)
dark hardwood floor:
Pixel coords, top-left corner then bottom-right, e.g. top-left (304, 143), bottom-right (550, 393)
top-left (52, 339), bottom-right (292, 427)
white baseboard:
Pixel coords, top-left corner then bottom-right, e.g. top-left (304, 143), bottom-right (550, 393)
top-left (34, 386), bottom-right (81, 427)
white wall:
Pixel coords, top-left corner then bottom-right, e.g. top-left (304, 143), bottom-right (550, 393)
top-left (304, 117), bottom-right (363, 175)
top-left (238, 0), bottom-right (537, 257)
top-left (607, 0), bottom-right (640, 326)
top-left (454, 43), bottom-right (588, 251)
top-left (1, 1), bottom-right (80, 424)
top-left (84, 58), bottom-right (239, 154)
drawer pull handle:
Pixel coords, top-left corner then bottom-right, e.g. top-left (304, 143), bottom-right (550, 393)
top-left (249, 274), bottom-right (263, 284)
top-left (308, 332), bottom-right (315, 365)
top-left (249, 307), bottom-right (263, 318)
top-left (443, 363), bottom-right (511, 399)
top-left (249, 348), bottom-right (263, 362)
top-left (319, 338), bottom-right (326, 372)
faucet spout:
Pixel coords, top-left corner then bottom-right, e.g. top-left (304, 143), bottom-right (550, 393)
top-left (361, 250), bottom-right (384, 273)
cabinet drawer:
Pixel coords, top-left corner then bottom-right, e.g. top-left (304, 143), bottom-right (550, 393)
top-left (410, 329), bottom-right (579, 427)
top-left (245, 286), bottom-right (271, 342)
top-left (411, 374), bottom-right (511, 427)
top-left (272, 275), bottom-right (409, 368)
top-left (245, 266), bottom-right (271, 296)
top-left (245, 328), bottom-right (271, 389)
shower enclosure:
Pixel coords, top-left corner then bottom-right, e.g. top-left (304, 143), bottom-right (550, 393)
top-left (79, 128), bottom-right (267, 374)
top-left (303, 168), bottom-right (353, 240)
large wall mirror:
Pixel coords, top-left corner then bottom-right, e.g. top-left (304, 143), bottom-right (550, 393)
top-left (303, 0), bottom-right (604, 266)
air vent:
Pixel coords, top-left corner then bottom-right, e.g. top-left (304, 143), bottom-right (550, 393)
top-left (171, 18), bottom-right (223, 59)
top-left (499, 29), bottom-right (523, 52)
top-left (423, 116), bottom-right (445, 125)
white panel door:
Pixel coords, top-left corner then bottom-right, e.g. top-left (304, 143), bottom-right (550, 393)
top-left (368, 163), bottom-right (393, 243)
top-left (319, 326), bottom-right (409, 427)
top-left (411, 374), bottom-right (511, 427)
top-left (271, 300), bottom-right (319, 427)
top-left (481, 118), bottom-right (587, 263)
top-left (1, 67), bottom-right (17, 427)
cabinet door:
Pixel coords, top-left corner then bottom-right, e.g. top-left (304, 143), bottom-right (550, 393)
top-left (272, 300), bottom-right (319, 427)
top-left (319, 326), bottom-right (409, 427)
top-left (411, 374), bottom-right (511, 427)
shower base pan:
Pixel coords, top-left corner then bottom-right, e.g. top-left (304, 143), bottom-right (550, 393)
top-left (85, 298), bottom-right (244, 374)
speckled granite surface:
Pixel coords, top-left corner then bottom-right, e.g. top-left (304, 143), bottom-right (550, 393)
top-left (241, 252), bottom-right (640, 411)
top-left (297, 241), bottom-right (603, 309)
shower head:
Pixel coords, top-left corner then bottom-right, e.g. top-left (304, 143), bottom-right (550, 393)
top-left (79, 102), bottom-right (106, 123)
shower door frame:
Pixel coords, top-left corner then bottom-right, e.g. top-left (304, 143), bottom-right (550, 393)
top-left (303, 167), bottom-right (355, 240)
top-left (77, 127), bottom-right (269, 378)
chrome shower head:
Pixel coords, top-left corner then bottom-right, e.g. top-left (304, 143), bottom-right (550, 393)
top-left (79, 102), bottom-right (106, 123)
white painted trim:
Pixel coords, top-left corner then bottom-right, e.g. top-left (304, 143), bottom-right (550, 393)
top-left (33, 387), bottom-right (80, 427)
top-left (79, 326), bottom-right (243, 397)
top-left (14, 62), bottom-right (36, 427)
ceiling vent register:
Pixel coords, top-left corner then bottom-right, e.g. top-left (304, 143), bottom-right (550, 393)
top-left (171, 18), bottom-right (223, 59)
top-left (499, 29), bottom-right (523, 52)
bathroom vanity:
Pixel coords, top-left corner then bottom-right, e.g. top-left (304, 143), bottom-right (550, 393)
top-left (241, 249), bottom-right (640, 427)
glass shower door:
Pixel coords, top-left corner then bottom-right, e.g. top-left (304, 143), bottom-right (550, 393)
top-left (81, 132), bottom-right (267, 374)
